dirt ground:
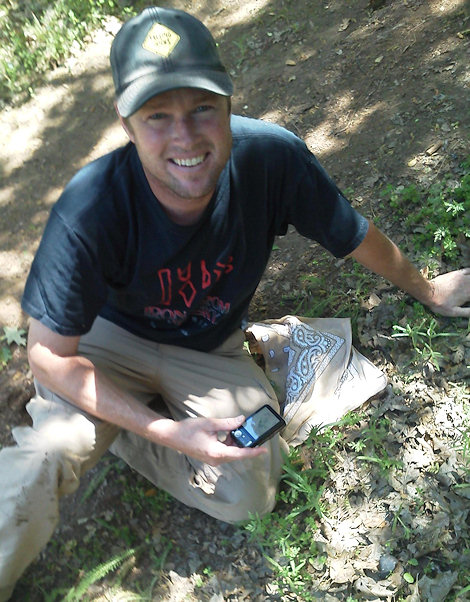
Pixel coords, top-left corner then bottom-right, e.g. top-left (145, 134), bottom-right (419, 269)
top-left (1, 0), bottom-right (469, 599)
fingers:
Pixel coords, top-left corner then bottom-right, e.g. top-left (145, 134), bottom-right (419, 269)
top-left (207, 440), bottom-right (268, 466)
top-left (428, 268), bottom-right (470, 316)
top-left (209, 415), bottom-right (270, 463)
top-left (173, 415), bottom-right (271, 466)
top-left (447, 306), bottom-right (470, 318)
top-left (205, 414), bottom-right (246, 433)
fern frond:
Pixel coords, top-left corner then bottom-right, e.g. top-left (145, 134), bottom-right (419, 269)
top-left (64, 547), bottom-right (136, 601)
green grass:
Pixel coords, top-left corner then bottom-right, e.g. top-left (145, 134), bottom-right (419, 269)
top-left (379, 156), bottom-right (470, 265)
top-left (0, 0), bottom-right (138, 107)
top-left (351, 415), bottom-right (403, 474)
top-left (243, 413), bottom-right (363, 600)
top-left (391, 302), bottom-right (464, 370)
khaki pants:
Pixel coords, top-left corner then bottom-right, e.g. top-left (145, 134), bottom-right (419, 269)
top-left (0, 318), bottom-right (287, 600)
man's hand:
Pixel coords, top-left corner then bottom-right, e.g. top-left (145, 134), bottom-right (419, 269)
top-left (426, 268), bottom-right (470, 317)
top-left (154, 415), bottom-right (268, 467)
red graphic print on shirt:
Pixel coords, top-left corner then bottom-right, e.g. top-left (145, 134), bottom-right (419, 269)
top-left (144, 256), bottom-right (233, 327)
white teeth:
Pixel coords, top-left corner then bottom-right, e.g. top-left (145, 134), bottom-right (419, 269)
top-left (173, 155), bottom-right (205, 167)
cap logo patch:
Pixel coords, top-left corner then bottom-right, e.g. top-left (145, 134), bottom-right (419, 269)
top-left (142, 23), bottom-right (180, 57)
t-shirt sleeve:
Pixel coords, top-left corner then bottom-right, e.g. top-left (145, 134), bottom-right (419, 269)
top-left (21, 208), bottom-right (108, 335)
top-left (295, 152), bottom-right (369, 257)
top-left (272, 136), bottom-right (369, 257)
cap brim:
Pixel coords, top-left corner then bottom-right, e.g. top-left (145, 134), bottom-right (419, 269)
top-left (116, 70), bottom-right (233, 118)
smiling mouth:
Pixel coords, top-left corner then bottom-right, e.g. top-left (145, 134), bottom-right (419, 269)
top-left (171, 154), bottom-right (207, 167)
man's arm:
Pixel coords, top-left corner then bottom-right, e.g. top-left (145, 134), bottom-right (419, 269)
top-left (27, 318), bottom-right (266, 466)
top-left (348, 221), bottom-right (470, 317)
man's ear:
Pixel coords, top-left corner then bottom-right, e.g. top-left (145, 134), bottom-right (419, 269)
top-left (115, 102), bottom-right (135, 142)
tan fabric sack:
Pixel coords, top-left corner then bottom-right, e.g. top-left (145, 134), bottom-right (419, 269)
top-left (246, 315), bottom-right (388, 446)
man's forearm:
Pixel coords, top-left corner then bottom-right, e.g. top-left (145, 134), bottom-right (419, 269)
top-left (348, 220), bottom-right (435, 305)
top-left (30, 343), bottom-right (176, 445)
top-left (26, 318), bottom-right (266, 465)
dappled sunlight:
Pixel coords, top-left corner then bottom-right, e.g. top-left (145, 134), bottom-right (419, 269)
top-left (87, 121), bottom-right (128, 165)
top-left (0, 293), bottom-right (25, 327)
top-left (0, 184), bottom-right (14, 208)
top-left (429, 0), bottom-right (466, 16)
top-left (0, 26), bottom-right (118, 328)
top-left (305, 101), bottom-right (388, 157)
top-left (0, 86), bottom-right (67, 177)
top-left (1, 0), bottom-right (467, 331)
top-left (304, 122), bottom-right (348, 156)
top-left (210, 0), bottom-right (272, 29)
top-left (0, 251), bottom-right (33, 281)
top-left (260, 108), bottom-right (288, 125)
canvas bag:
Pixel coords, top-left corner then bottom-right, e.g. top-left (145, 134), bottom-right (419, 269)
top-left (246, 315), bottom-right (388, 446)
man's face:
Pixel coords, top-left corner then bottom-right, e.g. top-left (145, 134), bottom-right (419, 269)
top-left (120, 88), bottom-right (232, 224)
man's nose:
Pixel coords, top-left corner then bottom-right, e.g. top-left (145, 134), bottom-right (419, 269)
top-left (171, 116), bottom-right (198, 143)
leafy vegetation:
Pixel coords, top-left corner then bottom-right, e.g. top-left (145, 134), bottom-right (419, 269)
top-left (391, 302), bottom-right (463, 370)
top-left (28, 458), bottom-right (172, 601)
top-left (0, 0), bottom-right (137, 106)
top-left (59, 547), bottom-right (136, 602)
top-left (290, 157), bottom-right (470, 373)
top-left (380, 156), bottom-right (470, 264)
top-left (0, 325), bottom-right (26, 368)
top-left (244, 419), bottom-right (352, 600)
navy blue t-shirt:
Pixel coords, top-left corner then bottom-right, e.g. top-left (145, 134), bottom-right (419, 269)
top-left (22, 115), bottom-right (368, 351)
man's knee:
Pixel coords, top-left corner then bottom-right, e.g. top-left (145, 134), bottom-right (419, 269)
top-left (202, 455), bottom-right (281, 523)
top-left (12, 406), bottom-right (108, 496)
top-left (230, 474), bottom-right (278, 521)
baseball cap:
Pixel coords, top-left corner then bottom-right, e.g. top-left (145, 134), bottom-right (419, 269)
top-left (110, 6), bottom-right (233, 118)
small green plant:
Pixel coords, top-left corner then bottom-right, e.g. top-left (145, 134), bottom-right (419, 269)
top-left (26, 463), bottom-right (173, 599)
top-left (391, 303), bottom-right (463, 370)
top-left (232, 33), bottom-right (251, 70)
top-left (403, 571), bottom-right (415, 584)
top-left (43, 547), bottom-right (136, 602)
top-left (352, 415), bottom-right (403, 474)
top-left (202, 566), bottom-right (214, 578)
top-left (454, 576), bottom-right (470, 598)
top-left (299, 265), bottom-right (378, 326)
top-left (63, 547), bottom-right (136, 601)
top-left (80, 460), bottom-right (118, 504)
top-left (380, 156), bottom-right (470, 263)
top-left (121, 477), bottom-right (170, 515)
top-left (391, 503), bottom-right (413, 540)
top-left (0, 325), bottom-right (26, 369)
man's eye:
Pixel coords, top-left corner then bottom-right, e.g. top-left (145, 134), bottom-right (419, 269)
top-left (195, 105), bottom-right (212, 113)
top-left (148, 113), bottom-right (167, 120)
